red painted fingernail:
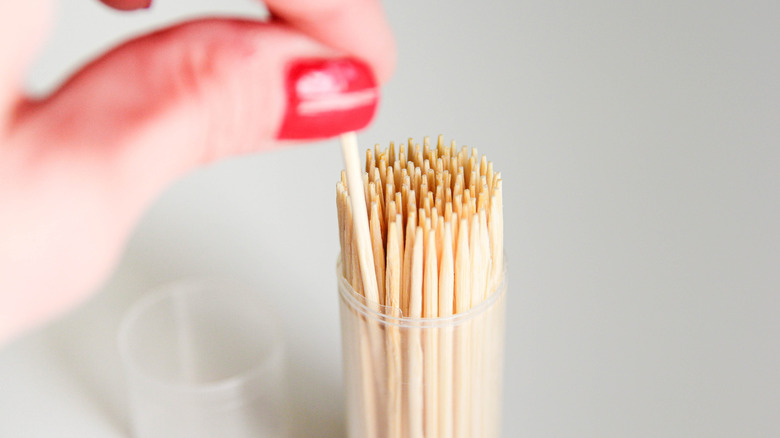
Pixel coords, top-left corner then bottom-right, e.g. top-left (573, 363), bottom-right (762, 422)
top-left (277, 58), bottom-right (379, 140)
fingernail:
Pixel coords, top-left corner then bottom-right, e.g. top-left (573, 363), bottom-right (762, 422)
top-left (277, 58), bottom-right (379, 140)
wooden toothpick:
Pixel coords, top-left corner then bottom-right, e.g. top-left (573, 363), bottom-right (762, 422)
top-left (341, 132), bottom-right (380, 304)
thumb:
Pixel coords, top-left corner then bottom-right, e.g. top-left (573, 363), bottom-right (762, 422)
top-left (0, 0), bottom-right (51, 132)
top-left (13, 18), bottom-right (378, 205)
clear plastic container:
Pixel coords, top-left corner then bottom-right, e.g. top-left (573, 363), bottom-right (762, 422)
top-left (337, 263), bottom-right (507, 438)
top-left (118, 279), bottom-right (289, 438)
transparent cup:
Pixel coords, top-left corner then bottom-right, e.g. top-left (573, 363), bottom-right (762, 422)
top-left (337, 261), bottom-right (507, 438)
top-left (118, 279), bottom-right (289, 438)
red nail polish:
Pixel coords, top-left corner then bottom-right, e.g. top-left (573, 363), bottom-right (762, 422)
top-left (277, 58), bottom-right (379, 140)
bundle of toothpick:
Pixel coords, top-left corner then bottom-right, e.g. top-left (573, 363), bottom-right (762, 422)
top-left (337, 134), bottom-right (504, 438)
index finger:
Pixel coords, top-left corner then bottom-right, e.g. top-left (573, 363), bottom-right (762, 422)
top-left (264, 0), bottom-right (396, 83)
top-left (98, 0), bottom-right (396, 83)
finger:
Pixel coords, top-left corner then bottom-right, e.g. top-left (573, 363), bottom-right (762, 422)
top-left (98, 0), bottom-right (396, 82)
top-left (265, 0), bottom-right (396, 83)
top-left (97, 0), bottom-right (151, 12)
top-left (0, 1), bottom-right (51, 131)
top-left (3, 19), bottom-right (379, 339)
top-left (12, 18), bottom-right (379, 209)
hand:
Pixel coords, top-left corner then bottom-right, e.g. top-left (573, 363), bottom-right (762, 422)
top-left (0, 0), bottom-right (396, 344)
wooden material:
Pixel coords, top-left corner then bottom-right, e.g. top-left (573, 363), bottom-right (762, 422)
top-left (337, 136), bottom-right (504, 438)
top-left (341, 132), bottom-right (380, 304)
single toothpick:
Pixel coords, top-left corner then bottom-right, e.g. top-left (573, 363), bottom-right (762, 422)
top-left (385, 219), bottom-right (403, 438)
top-left (341, 132), bottom-right (380, 303)
top-left (454, 216), bottom-right (471, 438)
top-left (423, 228), bottom-right (439, 438)
top-left (340, 132), bottom-right (382, 438)
top-left (407, 226), bottom-right (425, 438)
top-left (438, 222), bottom-right (455, 437)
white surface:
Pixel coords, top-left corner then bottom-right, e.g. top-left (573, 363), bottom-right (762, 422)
top-left (2, 0), bottom-right (780, 437)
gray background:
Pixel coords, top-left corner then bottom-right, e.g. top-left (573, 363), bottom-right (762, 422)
top-left (2, 0), bottom-right (779, 436)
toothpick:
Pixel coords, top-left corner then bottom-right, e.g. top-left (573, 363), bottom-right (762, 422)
top-left (454, 216), bottom-right (471, 438)
top-left (423, 228), bottom-right (439, 438)
top-left (341, 132), bottom-right (380, 304)
top-left (369, 201), bottom-right (385, 305)
top-left (385, 220), bottom-right (402, 438)
top-left (438, 221), bottom-right (455, 437)
top-left (408, 226), bottom-right (424, 438)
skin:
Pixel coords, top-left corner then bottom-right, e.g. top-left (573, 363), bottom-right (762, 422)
top-left (0, 0), bottom-right (396, 345)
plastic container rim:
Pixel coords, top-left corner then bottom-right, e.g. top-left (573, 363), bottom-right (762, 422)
top-left (117, 277), bottom-right (284, 396)
top-left (336, 254), bottom-right (507, 328)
